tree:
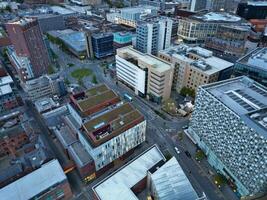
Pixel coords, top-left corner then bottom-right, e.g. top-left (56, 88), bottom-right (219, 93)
top-left (180, 87), bottom-right (195, 98)
top-left (92, 74), bottom-right (98, 84)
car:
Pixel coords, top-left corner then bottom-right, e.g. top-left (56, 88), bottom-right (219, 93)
top-left (185, 151), bottom-right (191, 158)
top-left (174, 147), bottom-right (180, 154)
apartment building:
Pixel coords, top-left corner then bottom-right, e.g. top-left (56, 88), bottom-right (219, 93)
top-left (158, 45), bottom-right (233, 92)
top-left (5, 18), bottom-right (50, 82)
top-left (24, 74), bottom-right (66, 101)
top-left (234, 47), bottom-right (267, 87)
top-left (116, 46), bottom-right (174, 103)
top-left (205, 24), bottom-right (250, 58)
top-left (188, 76), bottom-right (267, 197)
top-left (136, 16), bottom-right (173, 55)
top-left (177, 12), bottom-right (244, 44)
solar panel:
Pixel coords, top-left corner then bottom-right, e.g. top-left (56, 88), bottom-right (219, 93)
top-left (227, 91), bottom-right (255, 112)
top-left (250, 85), bottom-right (267, 97)
top-left (237, 90), bottom-right (266, 108)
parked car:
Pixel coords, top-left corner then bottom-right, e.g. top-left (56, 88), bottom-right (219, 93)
top-left (174, 147), bottom-right (180, 154)
top-left (185, 150), bottom-right (191, 158)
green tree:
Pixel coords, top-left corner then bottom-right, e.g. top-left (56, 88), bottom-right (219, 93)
top-left (180, 87), bottom-right (195, 98)
top-left (92, 74), bottom-right (98, 84)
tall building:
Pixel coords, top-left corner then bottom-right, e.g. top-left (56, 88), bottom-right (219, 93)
top-left (234, 48), bottom-right (267, 87)
top-left (188, 76), bottom-right (267, 197)
top-left (205, 24), bottom-right (250, 59)
top-left (158, 45), bottom-right (233, 92)
top-left (136, 17), bottom-right (172, 55)
top-left (116, 46), bottom-right (174, 103)
top-left (190, 0), bottom-right (207, 11)
top-left (237, 1), bottom-right (267, 20)
top-left (177, 12), bottom-right (245, 44)
top-left (91, 33), bottom-right (114, 59)
top-left (5, 18), bottom-right (50, 82)
top-left (70, 0), bottom-right (101, 6)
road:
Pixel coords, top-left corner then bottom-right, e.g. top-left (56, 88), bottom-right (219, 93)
top-left (49, 44), bottom-right (238, 200)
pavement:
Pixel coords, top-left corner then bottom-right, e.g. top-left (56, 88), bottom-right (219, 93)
top-left (25, 44), bottom-right (239, 200)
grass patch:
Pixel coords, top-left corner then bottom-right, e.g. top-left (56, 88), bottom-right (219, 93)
top-left (71, 68), bottom-right (92, 81)
top-left (67, 63), bottom-right (74, 67)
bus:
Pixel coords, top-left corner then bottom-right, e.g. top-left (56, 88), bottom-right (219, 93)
top-left (124, 93), bottom-right (133, 102)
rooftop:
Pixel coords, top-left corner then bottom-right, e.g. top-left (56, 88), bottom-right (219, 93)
top-left (59, 31), bottom-right (86, 53)
top-left (0, 75), bottom-right (13, 86)
top-left (203, 76), bottom-right (267, 137)
top-left (93, 145), bottom-right (165, 200)
top-left (151, 157), bottom-right (199, 200)
top-left (82, 103), bottom-right (144, 146)
top-left (120, 6), bottom-right (158, 14)
top-left (92, 32), bottom-right (113, 39)
top-left (0, 159), bottom-right (67, 200)
top-left (34, 98), bottom-right (58, 113)
top-left (117, 46), bottom-right (172, 73)
top-left (51, 6), bottom-right (76, 15)
top-left (0, 84), bottom-right (12, 96)
top-left (7, 18), bottom-right (36, 26)
top-left (191, 12), bottom-right (242, 23)
top-left (0, 124), bottom-right (25, 140)
top-left (237, 48), bottom-right (267, 72)
top-left (247, 1), bottom-right (267, 6)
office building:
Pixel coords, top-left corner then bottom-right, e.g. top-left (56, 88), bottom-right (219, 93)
top-left (0, 75), bottom-right (18, 113)
top-left (234, 48), bottom-right (267, 87)
top-left (205, 24), bottom-right (250, 58)
top-left (158, 45), bottom-right (233, 92)
top-left (177, 12), bottom-right (244, 44)
top-left (139, 0), bottom-right (182, 10)
top-left (237, 1), bottom-right (267, 20)
top-left (91, 33), bottom-right (114, 59)
top-left (116, 6), bottom-right (158, 28)
top-left (188, 76), bottom-right (267, 197)
top-left (190, 0), bottom-right (207, 11)
top-left (116, 46), bottom-right (174, 103)
top-left (24, 74), bottom-right (66, 101)
top-left (5, 18), bottom-right (50, 82)
top-left (113, 32), bottom-right (133, 51)
top-left (84, 26), bottom-right (100, 59)
top-left (136, 16), bottom-right (173, 55)
top-left (0, 159), bottom-right (72, 200)
top-left (70, 0), bottom-right (101, 6)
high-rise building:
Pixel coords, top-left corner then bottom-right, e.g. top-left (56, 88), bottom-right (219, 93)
top-left (190, 0), bottom-right (207, 11)
top-left (91, 33), bottom-right (114, 59)
top-left (5, 18), bottom-right (50, 82)
top-left (188, 76), bottom-right (267, 197)
top-left (116, 46), bottom-right (174, 103)
top-left (234, 47), bottom-right (267, 87)
top-left (158, 45), bottom-right (233, 92)
top-left (136, 16), bottom-right (172, 55)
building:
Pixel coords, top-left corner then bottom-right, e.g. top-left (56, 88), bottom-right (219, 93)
top-left (116, 6), bottom-right (158, 28)
top-left (188, 76), bottom-right (267, 197)
top-left (177, 12), bottom-right (244, 44)
top-left (0, 27), bottom-right (11, 47)
top-left (205, 24), bottom-right (250, 59)
top-left (24, 0), bottom-right (64, 4)
top-left (136, 16), bottom-right (173, 55)
top-left (24, 74), bottom-right (66, 101)
top-left (0, 159), bottom-right (73, 200)
top-left (237, 1), bottom-right (267, 20)
top-left (70, 0), bottom-right (101, 6)
top-left (234, 48), bottom-right (267, 87)
top-left (113, 32), bottom-right (133, 51)
top-left (190, 0), bottom-right (207, 11)
top-left (91, 33), bottom-right (114, 59)
top-left (139, 0), bottom-right (182, 10)
top-left (93, 145), bottom-right (205, 200)
top-left (116, 46), bottom-right (174, 103)
top-left (158, 45), bottom-right (233, 92)
top-left (34, 97), bottom-right (59, 114)
top-left (84, 26), bottom-right (100, 59)
top-left (5, 18), bottom-right (50, 82)
top-left (35, 14), bottom-right (65, 33)
top-left (0, 75), bottom-right (18, 113)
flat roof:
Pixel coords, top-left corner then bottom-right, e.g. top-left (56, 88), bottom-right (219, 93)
top-left (151, 157), bottom-right (199, 200)
top-left (0, 75), bottom-right (13, 86)
top-left (93, 145), bottom-right (165, 200)
top-left (0, 84), bottom-right (12, 96)
top-left (118, 46), bottom-right (172, 73)
top-left (59, 32), bottom-right (86, 53)
top-left (34, 97), bottom-right (57, 113)
top-left (191, 12), bottom-right (242, 22)
top-left (69, 141), bottom-right (93, 167)
top-left (0, 159), bottom-right (67, 200)
top-left (51, 6), bottom-right (76, 15)
top-left (120, 6), bottom-right (158, 13)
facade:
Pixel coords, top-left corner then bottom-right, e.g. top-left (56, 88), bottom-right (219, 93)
top-left (136, 16), bottom-right (173, 55)
top-left (116, 46), bottom-right (174, 103)
top-left (0, 75), bottom-right (18, 113)
top-left (36, 14), bottom-right (65, 33)
top-left (139, 0), bottom-right (182, 10)
top-left (205, 24), bottom-right (250, 58)
top-left (234, 48), bottom-right (267, 87)
top-left (91, 33), bottom-right (114, 59)
top-left (24, 74), bottom-right (66, 101)
top-left (84, 27), bottom-right (100, 59)
top-left (190, 0), bottom-right (207, 11)
top-left (237, 1), bottom-right (267, 20)
top-left (116, 6), bottom-right (158, 28)
top-left (113, 32), bottom-right (133, 50)
top-left (0, 159), bottom-right (73, 200)
top-left (5, 18), bottom-right (50, 82)
top-left (177, 12), bottom-right (244, 44)
top-left (158, 45), bottom-right (233, 92)
top-left (188, 76), bottom-right (267, 197)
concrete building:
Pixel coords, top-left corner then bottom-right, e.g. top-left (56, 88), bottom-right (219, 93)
top-left (116, 46), bottom-right (174, 103)
top-left (205, 24), bottom-right (250, 59)
top-left (24, 74), bottom-right (66, 101)
top-left (237, 1), bottom-right (267, 20)
top-left (116, 6), bottom-right (158, 28)
top-left (35, 14), bottom-right (65, 33)
top-left (136, 16), bottom-right (173, 55)
top-left (91, 33), bottom-right (114, 59)
top-left (0, 159), bottom-right (73, 200)
top-left (190, 0), bottom-right (207, 11)
top-left (177, 12), bottom-right (244, 44)
top-left (0, 75), bottom-right (18, 113)
top-left (139, 0), bottom-right (182, 10)
top-left (5, 18), bottom-right (50, 82)
top-left (234, 48), bottom-right (267, 87)
top-left (70, 0), bottom-right (101, 6)
top-left (188, 76), bottom-right (267, 197)
top-left (158, 45), bottom-right (233, 92)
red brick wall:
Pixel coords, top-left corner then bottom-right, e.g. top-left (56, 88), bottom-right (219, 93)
top-left (131, 177), bottom-right (147, 194)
